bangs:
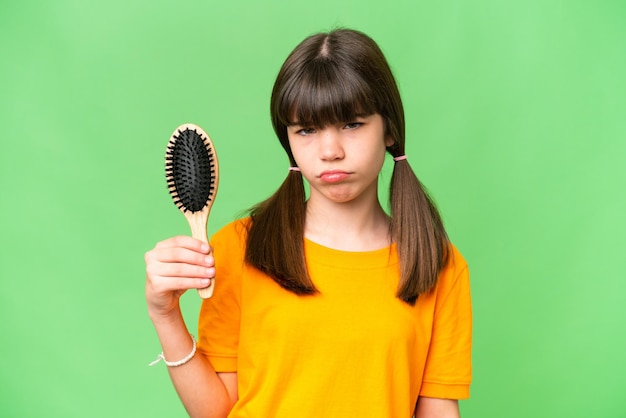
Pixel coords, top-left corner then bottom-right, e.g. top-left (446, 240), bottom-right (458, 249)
top-left (277, 60), bottom-right (379, 128)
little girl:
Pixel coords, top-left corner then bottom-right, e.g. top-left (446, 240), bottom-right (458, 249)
top-left (145, 28), bottom-right (472, 418)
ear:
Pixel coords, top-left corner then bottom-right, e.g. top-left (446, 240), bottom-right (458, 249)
top-left (384, 135), bottom-right (395, 148)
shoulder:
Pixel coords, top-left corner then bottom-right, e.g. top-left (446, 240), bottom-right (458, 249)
top-left (210, 217), bottom-right (251, 266)
top-left (433, 243), bottom-right (470, 299)
top-left (419, 243), bottom-right (472, 399)
top-left (211, 217), bottom-right (251, 246)
top-left (447, 244), bottom-right (469, 276)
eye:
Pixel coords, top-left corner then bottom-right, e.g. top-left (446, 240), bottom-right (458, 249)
top-left (296, 127), bottom-right (317, 136)
top-left (344, 122), bottom-right (363, 130)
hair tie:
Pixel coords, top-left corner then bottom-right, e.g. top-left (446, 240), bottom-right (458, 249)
top-left (289, 166), bottom-right (301, 172)
top-left (393, 155), bottom-right (407, 162)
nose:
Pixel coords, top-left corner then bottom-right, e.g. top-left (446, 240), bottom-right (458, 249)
top-left (319, 128), bottom-right (344, 161)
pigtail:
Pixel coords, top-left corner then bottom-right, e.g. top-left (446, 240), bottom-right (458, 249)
top-left (245, 170), bottom-right (317, 295)
top-left (389, 158), bottom-right (450, 305)
top-left (251, 28), bottom-right (447, 302)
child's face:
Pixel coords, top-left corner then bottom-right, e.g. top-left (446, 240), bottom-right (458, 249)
top-left (287, 113), bottom-right (393, 205)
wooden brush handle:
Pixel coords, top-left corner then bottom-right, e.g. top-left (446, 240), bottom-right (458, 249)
top-left (185, 209), bottom-right (214, 299)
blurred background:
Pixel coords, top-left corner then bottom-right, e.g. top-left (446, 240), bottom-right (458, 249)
top-left (1, 0), bottom-right (625, 416)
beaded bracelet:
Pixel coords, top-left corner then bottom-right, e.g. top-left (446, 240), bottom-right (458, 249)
top-left (149, 334), bottom-right (196, 367)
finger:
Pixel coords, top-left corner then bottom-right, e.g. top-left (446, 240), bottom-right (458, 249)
top-left (148, 246), bottom-right (214, 267)
top-left (154, 236), bottom-right (211, 253)
top-left (150, 261), bottom-right (215, 279)
top-left (148, 276), bottom-right (212, 294)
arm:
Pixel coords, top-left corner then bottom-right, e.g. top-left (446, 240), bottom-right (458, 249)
top-left (415, 397), bottom-right (460, 418)
top-left (146, 236), bottom-right (238, 418)
top-left (417, 251), bottom-right (472, 417)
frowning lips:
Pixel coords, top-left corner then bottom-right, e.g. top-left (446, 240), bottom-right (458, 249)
top-left (319, 170), bottom-right (352, 183)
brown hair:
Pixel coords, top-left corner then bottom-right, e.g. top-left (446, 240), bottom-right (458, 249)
top-left (245, 28), bottom-right (449, 304)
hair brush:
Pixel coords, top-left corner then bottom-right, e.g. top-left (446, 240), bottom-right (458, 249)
top-left (165, 123), bottom-right (219, 299)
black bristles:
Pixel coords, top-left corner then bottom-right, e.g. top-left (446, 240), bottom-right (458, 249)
top-left (165, 128), bottom-right (217, 213)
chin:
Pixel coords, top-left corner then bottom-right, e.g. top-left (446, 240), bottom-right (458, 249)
top-left (326, 190), bottom-right (360, 203)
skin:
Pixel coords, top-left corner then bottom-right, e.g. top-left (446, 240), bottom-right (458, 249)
top-left (145, 236), bottom-right (237, 418)
top-left (287, 113), bottom-right (394, 252)
top-left (288, 114), bottom-right (460, 417)
top-left (416, 397), bottom-right (461, 418)
top-left (145, 113), bottom-right (460, 417)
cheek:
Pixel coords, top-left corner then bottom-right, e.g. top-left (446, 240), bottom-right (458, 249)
top-left (287, 136), bottom-right (302, 159)
top-left (288, 141), bottom-right (303, 164)
top-left (374, 142), bottom-right (389, 167)
top-left (288, 138), bottom-right (312, 174)
top-left (375, 152), bottom-right (387, 173)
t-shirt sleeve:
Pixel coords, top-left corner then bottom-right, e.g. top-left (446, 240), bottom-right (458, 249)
top-left (196, 221), bottom-right (245, 372)
top-left (420, 248), bottom-right (473, 399)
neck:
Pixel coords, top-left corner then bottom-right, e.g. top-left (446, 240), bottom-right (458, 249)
top-left (304, 195), bottom-right (391, 252)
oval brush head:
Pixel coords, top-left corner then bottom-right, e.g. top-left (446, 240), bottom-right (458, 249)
top-left (165, 126), bottom-right (217, 212)
top-left (165, 123), bottom-right (219, 298)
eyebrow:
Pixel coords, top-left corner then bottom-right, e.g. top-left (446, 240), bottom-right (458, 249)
top-left (288, 113), bottom-right (372, 127)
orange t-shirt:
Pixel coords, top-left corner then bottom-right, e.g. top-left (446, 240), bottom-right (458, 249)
top-left (198, 219), bottom-right (472, 417)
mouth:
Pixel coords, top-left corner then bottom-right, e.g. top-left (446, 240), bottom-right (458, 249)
top-left (319, 170), bottom-right (351, 183)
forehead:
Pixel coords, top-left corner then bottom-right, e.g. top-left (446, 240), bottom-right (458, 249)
top-left (280, 74), bottom-right (377, 128)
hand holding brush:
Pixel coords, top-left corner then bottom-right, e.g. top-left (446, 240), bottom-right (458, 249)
top-left (164, 123), bottom-right (219, 298)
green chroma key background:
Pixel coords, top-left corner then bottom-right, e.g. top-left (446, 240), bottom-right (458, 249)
top-left (1, 1), bottom-right (624, 417)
